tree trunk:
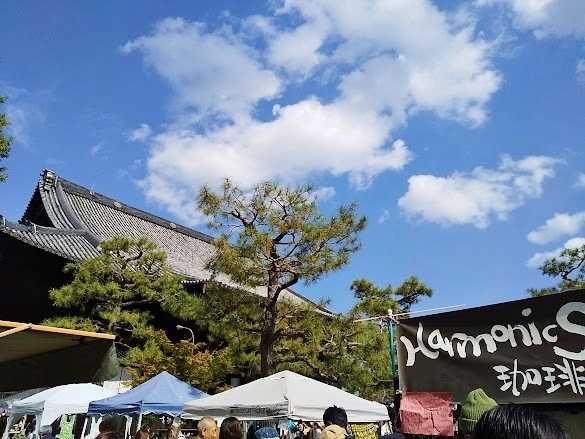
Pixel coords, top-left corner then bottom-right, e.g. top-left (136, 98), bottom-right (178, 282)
top-left (260, 289), bottom-right (279, 376)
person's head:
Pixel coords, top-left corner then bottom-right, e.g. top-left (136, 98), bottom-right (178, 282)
top-left (169, 425), bottom-right (182, 439)
top-left (219, 417), bottom-right (242, 439)
top-left (39, 426), bottom-right (52, 437)
top-left (459, 388), bottom-right (497, 435)
top-left (134, 428), bottom-right (150, 439)
top-left (323, 406), bottom-right (348, 430)
top-left (253, 427), bottom-right (279, 439)
top-left (197, 417), bottom-right (218, 439)
top-left (471, 405), bottom-right (569, 439)
top-left (95, 432), bottom-right (119, 439)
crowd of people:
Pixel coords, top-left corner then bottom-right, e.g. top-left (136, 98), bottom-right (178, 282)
top-left (33, 398), bottom-right (569, 439)
top-left (457, 388), bottom-right (569, 439)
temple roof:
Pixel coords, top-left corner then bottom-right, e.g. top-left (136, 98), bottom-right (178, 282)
top-left (1, 169), bottom-right (318, 306)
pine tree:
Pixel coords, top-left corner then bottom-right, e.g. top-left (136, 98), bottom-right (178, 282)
top-left (197, 179), bottom-right (367, 376)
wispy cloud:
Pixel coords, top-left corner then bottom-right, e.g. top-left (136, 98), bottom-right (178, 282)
top-left (577, 59), bottom-right (585, 84)
top-left (0, 82), bottom-right (48, 146)
top-left (527, 211), bottom-right (585, 244)
top-left (90, 143), bottom-right (102, 156)
top-left (128, 123), bottom-right (152, 142)
top-left (574, 172), bottom-right (585, 189)
top-left (477, 0), bottom-right (585, 39)
top-left (118, 159), bottom-right (142, 178)
top-left (526, 237), bottom-right (585, 268)
top-left (378, 209), bottom-right (391, 224)
top-left (398, 154), bottom-right (562, 228)
top-left (311, 186), bottom-right (336, 201)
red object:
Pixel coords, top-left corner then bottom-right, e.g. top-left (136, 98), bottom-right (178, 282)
top-left (399, 392), bottom-right (453, 436)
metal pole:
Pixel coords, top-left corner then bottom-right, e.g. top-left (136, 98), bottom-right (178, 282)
top-left (387, 321), bottom-right (397, 380)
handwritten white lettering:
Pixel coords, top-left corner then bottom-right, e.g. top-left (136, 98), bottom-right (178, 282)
top-left (553, 302), bottom-right (585, 361)
top-left (400, 302), bottom-right (585, 366)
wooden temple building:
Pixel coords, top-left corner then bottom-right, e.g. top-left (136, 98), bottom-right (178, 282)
top-left (0, 169), bottom-right (317, 324)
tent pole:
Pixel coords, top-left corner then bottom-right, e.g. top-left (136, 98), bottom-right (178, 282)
top-left (137, 413), bottom-right (143, 430)
top-left (387, 321), bottom-right (397, 380)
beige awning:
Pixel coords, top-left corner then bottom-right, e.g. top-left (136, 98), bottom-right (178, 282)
top-left (0, 320), bottom-right (118, 392)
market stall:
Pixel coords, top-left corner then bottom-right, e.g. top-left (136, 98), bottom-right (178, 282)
top-left (88, 371), bottom-right (209, 433)
top-left (1, 384), bottom-right (116, 439)
top-left (182, 370), bottom-right (389, 422)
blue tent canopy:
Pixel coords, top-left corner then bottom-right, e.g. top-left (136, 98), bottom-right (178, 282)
top-left (87, 371), bottom-right (209, 416)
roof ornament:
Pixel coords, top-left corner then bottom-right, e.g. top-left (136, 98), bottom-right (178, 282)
top-left (41, 169), bottom-right (58, 191)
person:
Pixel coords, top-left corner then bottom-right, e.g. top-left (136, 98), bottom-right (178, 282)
top-left (458, 388), bottom-right (498, 437)
top-left (169, 424), bottom-right (186, 439)
top-left (247, 423), bottom-right (258, 439)
top-left (471, 404), bottom-right (569, 439)
top-left (196, 417), bottom-right (218, 439)
top-left (321, 406), bottom-right (352, 439)
top-left (254, 427), bottom-right (279, 439)
top-left (379, 434), bottom-right (406, 439)
top-left (24, 416), bottom-right (36, 439)
top-left (312, 423), bottom-right (322, 439)
top-left (39, 425), bottom-right (56, 439)
top-left (346, 423), bottom-right (376, 439)
top-left (294, 421), bottom-right (308, 439)
top-left (219, 417), bottom-right (242, 439)
top-left (134, 428), bottom-right (150, 439)
top-left (95, 432), bottom-right (119, 439)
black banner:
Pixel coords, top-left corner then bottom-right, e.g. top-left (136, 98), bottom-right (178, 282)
top-left (396, 289), bottom-right (585, 403)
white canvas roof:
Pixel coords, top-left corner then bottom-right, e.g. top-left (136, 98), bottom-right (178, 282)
top-left (182, 370), bottom-right (389, 422)
top-left (0, 388), bottom-right (48, 414)
top-left (2, 383), bottom-right (116, 439)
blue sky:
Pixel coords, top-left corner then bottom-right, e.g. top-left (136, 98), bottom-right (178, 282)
top-left (1, 0), bottom-right (584, 315)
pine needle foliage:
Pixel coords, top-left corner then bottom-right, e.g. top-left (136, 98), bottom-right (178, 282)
top-left (46, 236), bottom-right (193, 348)
top-left (197, 179), bottom-right (367, 376)
top-left (0, 94), bottom-right (13, 182)
top-left (528, 244), bottom-right (585, 296)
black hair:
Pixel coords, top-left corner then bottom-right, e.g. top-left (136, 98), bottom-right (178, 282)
top-left (323, 406), bottom-right (348, 429)
top-left (471, 404), bottom-right (568, 439)
top-left (220, 417), bottom-right (242, 439)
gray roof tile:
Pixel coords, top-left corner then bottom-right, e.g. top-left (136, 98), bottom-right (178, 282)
top-left (1, 170), bottom-right (316, 306)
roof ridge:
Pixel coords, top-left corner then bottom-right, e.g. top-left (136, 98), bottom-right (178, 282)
top-left (0, 215), bottom-right (86, 236)
top-left (48, 171), bottom-right (214, 244)
top-left (0, 221), bottom-right (94, 261)
top-left (54, 179), bottom-right (102, 246)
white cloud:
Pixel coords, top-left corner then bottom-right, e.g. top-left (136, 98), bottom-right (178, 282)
top-left (378, 209), bottom-right (391, 224)
top-left (122, 17), bottom-right (282, 122)
top-left (397, 154), bottom-right (562, 228)
top-left (311, 186), bottom-right (336, 201)
top-left (0, 83), bottom-right (48, 146)
top-left (124, 3), bottom-right (503, 223)
top-left (90, 143), bottom-right (102, 156)
top-left (129, 123), bottom-right (152, 142)
top-left (118, 159), bottom-right (142, 178)
top-left (574, 173), bottom-right (585, 189)
top-left (527, 212), bottom-right (585, 244)
top-left (577, 59), bottom-right (585, 84)
top-left (141, 102), bottom-right (412, 223)
top-left (526, 237), bottom-right (585, 268)
top-left (477, 0), bottom-right (585, 39)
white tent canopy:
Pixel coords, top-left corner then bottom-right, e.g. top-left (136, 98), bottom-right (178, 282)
top-left (0, 388), bottom-right (48, 414)
top-left (2, 383), bottom-right (116, 439)
top-left (182, 370), bottom-right (390, 422)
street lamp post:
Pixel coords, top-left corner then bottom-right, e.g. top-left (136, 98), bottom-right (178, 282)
top-left (176, 324), bottom-right (195, 344)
